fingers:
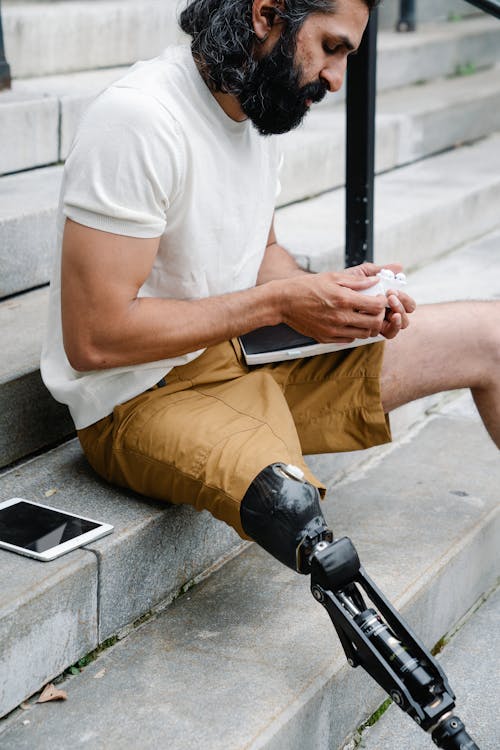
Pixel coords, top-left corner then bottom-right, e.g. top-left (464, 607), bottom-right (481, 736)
top-left (343, 262), bottom-right (379, 277)
top-left (344, 262), bottom-right (404, 277)
top-left (386, 291), bottom-right (416, 328)
top-left (381, 312), bottom-right (402, 340)
top-left (393, 290), bottom-right (417, 314)
top-left (336, 273), bottom-right (380, 292)
top-left (380, 290), bottom-right (417, 339)
top-left (317, 308), bottom-right (386, 342)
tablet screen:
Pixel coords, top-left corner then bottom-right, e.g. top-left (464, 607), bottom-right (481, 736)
top-left (0, 501), bottom-right (101, 553)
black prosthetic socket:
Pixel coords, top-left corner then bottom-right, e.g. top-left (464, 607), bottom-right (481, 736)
top-left (240, 463), bottom-right (333, 573)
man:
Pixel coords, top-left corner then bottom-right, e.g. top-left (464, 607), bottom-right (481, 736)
top-left (42, 0), bottom-right (499, 575)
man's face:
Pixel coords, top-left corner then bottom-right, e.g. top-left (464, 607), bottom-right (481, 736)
top-left (240, 0), bottom-right (369, 135)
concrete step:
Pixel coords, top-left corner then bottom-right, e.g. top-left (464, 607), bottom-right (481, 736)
top-left (3, 71), bottom-right (500, 296)
top-left (2, 14), bottom-right (500, 175)
top-left (276, 131), bottom-right (500, 272)
top-left (0, 67), bottom-right (125, 175)
top-left (374, 15), bottom-right (500, 93)
top-left (0, 288), bottom-right (74, 468)
top-left (4, 0), bottom-right (480, 23)
top-left (5, 0), bottom-right (479, 25)
top-left (279, 63), bottom-right (500, 205)
top-left (0, 232), bottom-right (498, 720)
top-left (0, 438), bottom-right (246, 719)
top-left (0, 165), bottom-right (62, 297)
top-left (355, 584), bottom-right (500, 750)
top-left (377, 0), bottom-right (480, 29)
top-left (2, 0), bottom-right (184, 79)
top-left (0, 389), bottom-right (498, 744)
top-left (2, 4), bottom-right (499, 85)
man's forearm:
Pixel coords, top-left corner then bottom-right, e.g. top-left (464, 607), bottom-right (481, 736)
top-left (65, 281), bottom-right (285, 372)
top-left (256, 241), bottom-right (310, 285)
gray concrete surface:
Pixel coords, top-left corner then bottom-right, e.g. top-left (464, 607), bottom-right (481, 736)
top-left (376, 16), bottom-right (500, 92)
top-left (0, 439), bottom-right (245, 715)
top-left (0, 92), bottom-right (58, 176)
top-left (358, 585), bottom-right (500, 750)
top-left (276, 132), bottom-right (500, 272)
top-left (377, 0), bottom-right (478, 29)
top-left (0, 395), bottom-right (498, 745)
top-left (0, 547), bottom-right (97, 720)
top-left (0, 165), bottom-right (62, 297)
top-left (2, 0), bottom-right (184, 79)
top-left (279, 64), bottom-right (500, 207)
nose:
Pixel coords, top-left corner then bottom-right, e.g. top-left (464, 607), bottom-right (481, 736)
top-left (320, 58), bottom-right (348, 93)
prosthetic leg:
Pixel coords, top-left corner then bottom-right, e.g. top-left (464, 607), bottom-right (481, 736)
top-left (241, 463), bottom-right (480, 750)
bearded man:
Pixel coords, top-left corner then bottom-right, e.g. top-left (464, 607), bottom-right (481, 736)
top-left (42, 0), bottom-right (500, 575)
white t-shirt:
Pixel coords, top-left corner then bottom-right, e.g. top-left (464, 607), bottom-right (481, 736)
top-left (41, 45), bottom-right (281, 429)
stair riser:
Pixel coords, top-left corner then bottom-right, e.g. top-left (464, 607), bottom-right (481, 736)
top-left (3, 2), bottom-right (184, 79)
top-left (0, 371), bottom-right (74, 468)
top-left (0, 550), bottom-right (97, 719)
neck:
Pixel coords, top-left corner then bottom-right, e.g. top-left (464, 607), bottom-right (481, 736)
top-left (193, 53), bottom-right (247, 123)
top-left (212, 90), bottom-right (248, 122)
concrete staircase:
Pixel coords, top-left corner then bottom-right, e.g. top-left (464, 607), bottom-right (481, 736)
top-left (1, 1), bottom-right (499, 745)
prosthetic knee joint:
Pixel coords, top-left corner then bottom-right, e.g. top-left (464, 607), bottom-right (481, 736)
top-left (240, 462), bottom-right (333, 574)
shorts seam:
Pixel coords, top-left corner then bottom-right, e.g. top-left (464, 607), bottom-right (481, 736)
top-left (192, 387), bottom-right (295, 452)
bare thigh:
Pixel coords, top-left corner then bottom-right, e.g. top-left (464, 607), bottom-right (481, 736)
top-left (380, 300), bottom-right (500, 412)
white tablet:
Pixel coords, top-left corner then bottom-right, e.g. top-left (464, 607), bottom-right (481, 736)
top-left (239, 323), bottom-right (383, 366)
top-left (0, 497), bottom-right (113, 562)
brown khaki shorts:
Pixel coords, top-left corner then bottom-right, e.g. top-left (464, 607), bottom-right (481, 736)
top-left (78, 339), bottom-right (390, 539)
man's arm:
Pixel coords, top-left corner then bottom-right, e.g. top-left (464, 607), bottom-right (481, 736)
top-left (61, 219), bottom-right (389, 372)
top-left (256, 218), bottom-right (309, 284)
top-left (62, 219), bottom-right (285, 370)
top-left (256, 218), bottom-right (416, 339)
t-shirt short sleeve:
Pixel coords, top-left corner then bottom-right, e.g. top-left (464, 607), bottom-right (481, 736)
top-left (63, 86), bottom-right (185, 238)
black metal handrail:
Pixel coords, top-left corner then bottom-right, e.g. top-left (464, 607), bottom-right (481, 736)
top-left (0, 0), bottom-right (11, 91)
top-left (466, 0), bottom-right (500, 17)
top-left (345, 9), bottom-right (378, 267)
top-left (345, 0), bottom-right (500, 267)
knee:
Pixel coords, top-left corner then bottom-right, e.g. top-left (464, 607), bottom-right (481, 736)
top-left (240, 463), bottom-right (331, 573)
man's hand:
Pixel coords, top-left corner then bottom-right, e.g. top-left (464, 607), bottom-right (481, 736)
top-left (344, 261), bottom-right (417, 340)
top-left (278, 271), bottom-right (387, 343)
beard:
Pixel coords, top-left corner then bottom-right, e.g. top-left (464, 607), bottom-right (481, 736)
top-left (237, 38), bottom-right (328, 135)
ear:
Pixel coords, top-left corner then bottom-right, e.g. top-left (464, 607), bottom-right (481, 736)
top-left (252, 0), bottom-right (284, 45)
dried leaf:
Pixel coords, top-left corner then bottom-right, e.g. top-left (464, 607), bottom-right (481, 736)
top-left (44, 488), bottom-right (58, 498)
top-left (93, 669), bottom-right (106, 679)
top-left (37, 684), bottom-right (67, 703)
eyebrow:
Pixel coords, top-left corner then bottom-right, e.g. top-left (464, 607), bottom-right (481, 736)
top-left (328, 33), bottom-right (357, 54)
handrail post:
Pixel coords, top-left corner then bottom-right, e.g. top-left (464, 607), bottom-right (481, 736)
top-left (396, 0), bottom-right (416, 32)
top-left (345, 9), bottom-right (378, 267)
top-left (0, 0), bottom-right (11, 91)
